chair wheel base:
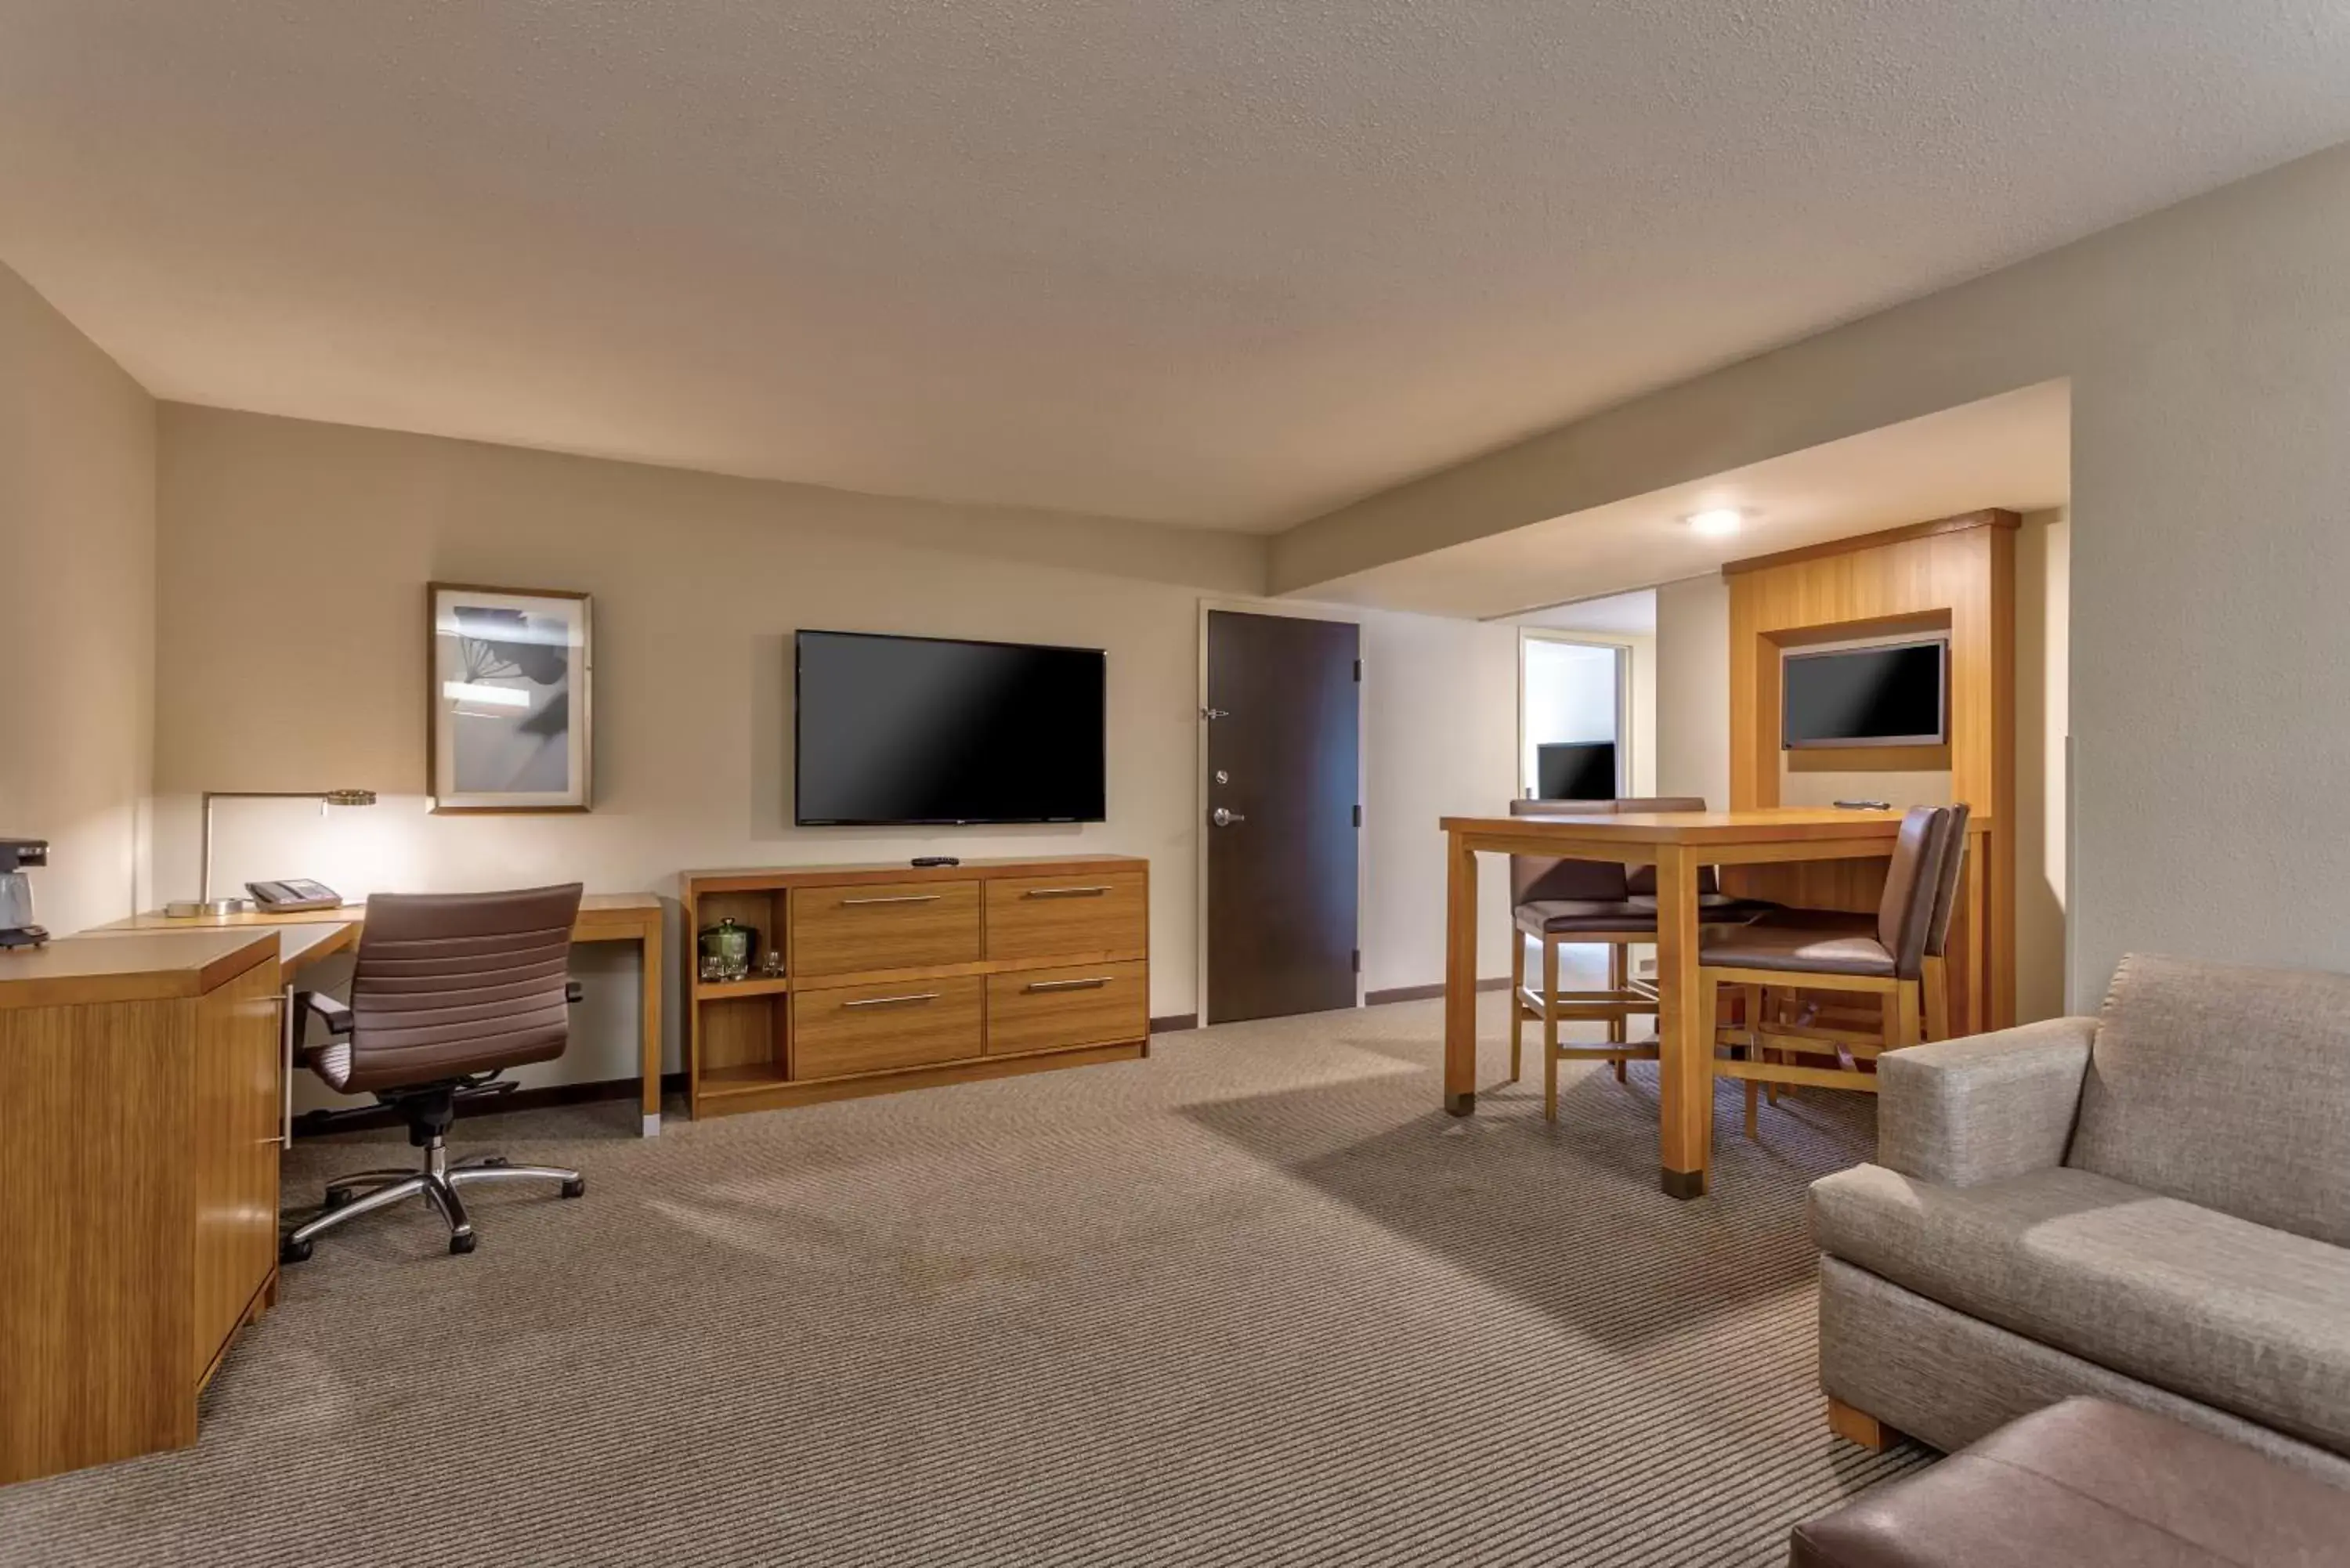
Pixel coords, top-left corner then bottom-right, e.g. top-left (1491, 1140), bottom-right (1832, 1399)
top-left (449, 1232), bottom-right (477, 1255)
top-left (561, 1176), bottom-right (586, 1199)
top-left (280, 1237), bottom-right (313, 1264)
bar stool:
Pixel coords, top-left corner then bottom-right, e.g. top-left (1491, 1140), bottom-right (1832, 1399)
top-left (1695, 805), bottom-right (1959, 1138)
top-left (1507, 796), bottom-right (1773, 1121)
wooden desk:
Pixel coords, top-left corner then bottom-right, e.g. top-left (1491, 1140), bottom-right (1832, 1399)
top-left (93, 894), bottom-right (668, 1134)
top-left (1442, 809), bottom-right (1978, 1198)
top-left (0, 931), bottom-right (284, 1482)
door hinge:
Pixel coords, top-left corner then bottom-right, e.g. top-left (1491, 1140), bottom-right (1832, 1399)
top-left (1352, 659), bottom-right (1362, 682)
top-left (1351, 948), bottom-right (1361, 974)
top-left (1352, 803), bottom-right (1362, 828)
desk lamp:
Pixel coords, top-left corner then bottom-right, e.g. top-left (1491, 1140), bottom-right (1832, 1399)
top-left (166, 789), bottom-right (379, 917)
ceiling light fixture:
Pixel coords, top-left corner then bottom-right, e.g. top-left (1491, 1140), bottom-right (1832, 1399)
top-left (1686, 508), bottom-right (1744, 538)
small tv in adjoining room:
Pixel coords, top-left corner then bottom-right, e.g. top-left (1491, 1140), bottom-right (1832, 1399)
top-left (795, 630), bottom-right (1108, 826)
top-left (1782, 639), bottom-right (1948, 749)
top-left (1535, 740), bottom-right (1618, 801)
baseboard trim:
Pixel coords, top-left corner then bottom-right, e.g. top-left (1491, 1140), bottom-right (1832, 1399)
top-left (1148, 1013), bottom-right (1199, 1034)
top-left (291, 1071), bottom-right (690, 1139)
top-left (1364, 978), bottom-right (1509, 1006)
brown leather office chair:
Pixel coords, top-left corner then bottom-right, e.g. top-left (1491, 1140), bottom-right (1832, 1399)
top-left (1698, 806), bottom-right (1959, 1140)
top-left (280, 885), bottom-right (588, 1261)
top-left (1508, 796), bottom-right (1773, 1120)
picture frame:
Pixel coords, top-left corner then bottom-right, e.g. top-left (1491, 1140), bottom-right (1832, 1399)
top-left (427, 582), bottom-right (594, 813)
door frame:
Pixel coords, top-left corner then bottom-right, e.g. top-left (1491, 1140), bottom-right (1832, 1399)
top-left (1195, 597), bottom-right (1369, 1026)
top-left (1515, 629), bottom-right (1632, 799)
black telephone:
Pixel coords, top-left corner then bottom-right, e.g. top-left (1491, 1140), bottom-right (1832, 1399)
top-left (246, 879), bottom-right (343, 912)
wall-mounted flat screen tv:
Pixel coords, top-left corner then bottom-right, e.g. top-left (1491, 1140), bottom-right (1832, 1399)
top-left (1535, 741), bottom-right (1618, 800)
top-left (795, 630), bottom-right (1108, 825)
top-left (1782, 639), bottom-right (1947, 749)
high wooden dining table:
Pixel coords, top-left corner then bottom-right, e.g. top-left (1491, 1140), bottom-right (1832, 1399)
top-left (1441, 807), bottom-right (1943, 1199)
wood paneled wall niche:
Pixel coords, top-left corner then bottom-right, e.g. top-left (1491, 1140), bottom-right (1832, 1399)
top-left (1724, 509), bottom-right (2017, 1030)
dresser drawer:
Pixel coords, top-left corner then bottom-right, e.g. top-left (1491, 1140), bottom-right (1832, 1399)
top-left (789, 880), bottom-right (981, 977)
top-left (984, 869), bottom-right (1146, 961)
top-left (792, 974), bottom-right (985, 1078)
top-left (985, 960), bottom-right (1148, 1055)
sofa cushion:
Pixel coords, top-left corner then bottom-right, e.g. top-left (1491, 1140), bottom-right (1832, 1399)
top-left (1810, 1163), bottom-right (2350, 1456)
top-left (2069, 952), bottom-right (2350, 1248)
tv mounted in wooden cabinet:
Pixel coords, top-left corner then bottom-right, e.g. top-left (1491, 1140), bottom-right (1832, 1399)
top-left (1781, 639), bottom-right (1948, 749)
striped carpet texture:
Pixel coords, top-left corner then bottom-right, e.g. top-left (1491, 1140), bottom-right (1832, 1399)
top-left (0, 992), bottom-right (1926, 1566)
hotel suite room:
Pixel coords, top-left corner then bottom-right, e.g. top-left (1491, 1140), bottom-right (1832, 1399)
top-left (5, 5), bottom-right (2350, 1565)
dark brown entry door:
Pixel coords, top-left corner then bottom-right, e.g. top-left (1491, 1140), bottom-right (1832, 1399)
top-left (1205, 610), bottom-right (1361, 1024)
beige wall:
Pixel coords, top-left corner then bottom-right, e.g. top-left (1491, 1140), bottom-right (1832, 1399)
top-left (2014, 507), bottom-right (2070, 1017)
top-left (154, 406), bottom-right (1533, 1095)
top-left (0, 264), bottom-right (155, 936)
top-left (1281, 142), bottom-right (2350, 999)
top-left (154, 406), bottom-right (1264, 1088)
top-left (1654, 576), bottom-right (1730, 808)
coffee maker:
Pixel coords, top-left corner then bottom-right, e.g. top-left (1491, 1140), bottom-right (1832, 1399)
top-left (0, 838), bottom-right (49, 948)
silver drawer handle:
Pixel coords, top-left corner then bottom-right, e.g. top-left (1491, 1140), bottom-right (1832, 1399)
top-left (1022, 886), bottom-right (1111, 899)
top-left (1025, 977), bottom-right (1114, 992)
top-left (841, 894), bottom-right (942, 906)
top-left (841, 992), bottom-right (940, 1009)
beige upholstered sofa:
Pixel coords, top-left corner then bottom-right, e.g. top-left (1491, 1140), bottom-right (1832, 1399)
top-left (1810, 953), bottom-right (2350, 1485)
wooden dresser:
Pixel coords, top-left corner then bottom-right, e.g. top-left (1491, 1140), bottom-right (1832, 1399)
top-left (682, 855), bottom-right (1149, 1117)
top-left (0, 931), bottom-right (284, 1483)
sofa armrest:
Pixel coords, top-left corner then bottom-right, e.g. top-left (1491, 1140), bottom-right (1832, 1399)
top-left (1877, 1017), bottom-right (2096, 1187)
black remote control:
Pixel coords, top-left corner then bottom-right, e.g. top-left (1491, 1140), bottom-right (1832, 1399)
top-left (1831, 799), bottom-right (1893, 811)
top-left (911, 855), bottom-right (960, 868)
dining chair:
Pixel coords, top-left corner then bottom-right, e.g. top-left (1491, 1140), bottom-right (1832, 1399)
top-left (1694, 805), bottom-right (1959, 1139)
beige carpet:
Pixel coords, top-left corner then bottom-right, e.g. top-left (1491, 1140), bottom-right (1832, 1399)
top-left (0, 992), bottom-right (1925, 1566)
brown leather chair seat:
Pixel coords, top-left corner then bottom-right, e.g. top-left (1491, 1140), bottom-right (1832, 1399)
top-left (1789, 1396), bottom-right (2350, 1567)
top-left (1514, 898), bottom-right (1655, 935)
top-left (1697, 908), bottom-right (1894, 977)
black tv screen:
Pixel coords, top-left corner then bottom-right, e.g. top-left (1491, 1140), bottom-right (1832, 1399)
top-left (1782, 641), bottom-right (1947, 748)
top-left (1535, 741), bottom-right (1618, 800)
top-left (795, 630), bottom-right (1107, 825)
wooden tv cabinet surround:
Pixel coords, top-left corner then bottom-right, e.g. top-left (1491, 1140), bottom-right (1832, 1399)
top-left (682, 855), bottom-right (1150, 1118)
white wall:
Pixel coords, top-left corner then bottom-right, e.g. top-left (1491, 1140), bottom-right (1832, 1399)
top-left (1520, 638), bottom-right (1622, 793)
top-left (0, 263), bottom-right (155, 936)
top-left (1358, 607), bottom-right (1518, 993)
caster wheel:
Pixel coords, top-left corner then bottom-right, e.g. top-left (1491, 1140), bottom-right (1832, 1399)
top-left (280, 1237), bottom-right (313, 1264)
top-left (324, 1187), bottom-right (355, 1210)
top-left (449, 1232), bottom-right (478, 1255)
top-left (560, 1177), bottom-right (586, 1199)
top-left (480, 1156), bottom-right (511, 1169)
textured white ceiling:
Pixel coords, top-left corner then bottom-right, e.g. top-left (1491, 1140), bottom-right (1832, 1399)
top-left (1315, 381), bottom-right (2070, 618)
top-left (1, 3), bottom-right (2343, 530)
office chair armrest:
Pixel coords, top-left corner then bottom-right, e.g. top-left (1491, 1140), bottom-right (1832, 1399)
top-left (296, 990), bottom-right (356, 1038)
top-left (565, 980), bottom-right (584, 1005)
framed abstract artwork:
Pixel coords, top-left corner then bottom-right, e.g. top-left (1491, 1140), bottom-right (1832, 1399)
top-left (427, 583), bottom-right (594, 812)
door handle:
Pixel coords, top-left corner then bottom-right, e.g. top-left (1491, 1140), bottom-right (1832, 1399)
top-left (1023, 886), bottom-right (1110, 899)
top-left (841, 992), bottom-right (941, 1009)
top-left (1025, 977), bottom-right (1114, 992)
top-left (841, 894), bottom-right (942, 906)
top-left (1211, 807), bottom-right (1246, 827)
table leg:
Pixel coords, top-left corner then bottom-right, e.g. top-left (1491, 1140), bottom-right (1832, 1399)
top-left (1444, 829), bottom-right (1478, 1115)
top-left (639, 919), bottom-right (663, 1136)
top-left (1654, 844), bottom-right (1709, 1198)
